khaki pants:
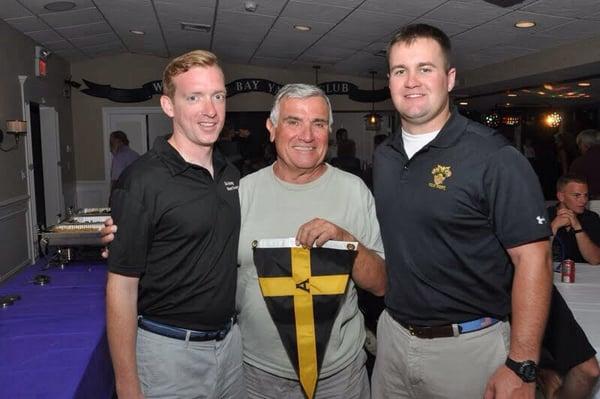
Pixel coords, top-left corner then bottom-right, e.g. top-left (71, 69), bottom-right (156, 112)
top-left (372, 310), bottom-right (510, 399)
top-left (244, 349), bottom-right (370, 399)
top-left (136, 324), bottom-right (246, 399)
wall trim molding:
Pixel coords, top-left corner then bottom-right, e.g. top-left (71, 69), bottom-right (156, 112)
top-left (0, 194), bottom-right (29, 209)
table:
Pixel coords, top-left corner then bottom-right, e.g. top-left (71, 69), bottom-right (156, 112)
top-left (555, 263), bottom-right (600, 398)
top-left (0, 260), bottom-right (114, 398)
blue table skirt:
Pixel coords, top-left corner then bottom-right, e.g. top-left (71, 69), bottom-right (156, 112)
top-left (0, 260), bottom-right (114, 399)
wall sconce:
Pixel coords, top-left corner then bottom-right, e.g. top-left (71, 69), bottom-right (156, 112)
top-left (0, 120), bottom-right (28, 152)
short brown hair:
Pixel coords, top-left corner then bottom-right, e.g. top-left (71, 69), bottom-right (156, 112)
top-left (162, 50), bottom-right (221, 98)
top-left (557, 174), bottom-right (588, 191)
top-left (387, 23), bottom-right (452, 70)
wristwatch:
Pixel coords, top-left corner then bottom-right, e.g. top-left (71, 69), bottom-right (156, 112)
top-left (505, 357), bottom-right (537, 383)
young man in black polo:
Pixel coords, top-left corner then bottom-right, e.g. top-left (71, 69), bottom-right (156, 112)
top-left (106, 50), bottom-right (244, 398)
top-left (372, 24), bottom-right (552, 398)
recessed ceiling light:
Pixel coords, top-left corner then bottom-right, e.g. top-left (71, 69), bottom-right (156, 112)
top-left (537, 91), bottom-right (546, 95)
top-left (180, 22), bottom-right (211, 32)
top-left (515, 20), bottom-right (536, 28)
top-left (543, 84), bottom-right (554, 91)
top-left (294, 24), bottom-right (311, 32)
top-left (130, 30), bottom-right (145, 35)
top-left (566, 91), bottom-right (577, 96)
top-left (44, 1), bottom-right (76, 12)
top-left (578, 82), bottom-right (591, 87)
top-left (459, 101), bottom-right (468, 106)
top-left (507, 93), bottom-right (517, 97)
top-left (505, 102), bottom-right (511, 106)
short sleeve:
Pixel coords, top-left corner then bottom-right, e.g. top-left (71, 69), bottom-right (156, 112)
top-left (483, 146), bottom-right (551, 248)
top-left (107, 187), bottom-right (152, 276)
top-left (584, 211), bottom-right (600, 246)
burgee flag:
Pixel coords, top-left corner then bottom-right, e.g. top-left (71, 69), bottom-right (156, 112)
top-left (252, 238), bottom-right (357, 399)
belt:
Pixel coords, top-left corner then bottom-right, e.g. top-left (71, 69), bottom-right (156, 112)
top-left (137, 315), bottom-right (236, 342)
top-left (388, 311), bottom-right (499, 339)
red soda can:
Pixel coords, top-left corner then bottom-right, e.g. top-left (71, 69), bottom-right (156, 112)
top-left (561, 259), bottom-right (575, 283)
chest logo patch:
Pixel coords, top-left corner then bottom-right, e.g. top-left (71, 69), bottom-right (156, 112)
top-left (428, 164), bottom-right (452, 191)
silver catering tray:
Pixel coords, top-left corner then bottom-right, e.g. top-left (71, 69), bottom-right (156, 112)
top-left (40, 223), bottom-right (105, 247)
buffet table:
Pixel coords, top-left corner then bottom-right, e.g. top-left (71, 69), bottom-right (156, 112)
top-left (555, 263), bottom-right (600, 398)
top-left (0, 260), bottom-right (114, 398)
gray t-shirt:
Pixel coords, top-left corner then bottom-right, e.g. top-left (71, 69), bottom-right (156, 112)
top-left (237, 163), bottom-right (384, 379)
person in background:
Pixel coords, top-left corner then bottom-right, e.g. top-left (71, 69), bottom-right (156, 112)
top-left (327, 127), bottom-right (348, 161)
top-left (548, 175), bottom-right (600, 265)
top-left (372, 23), bottom-right (552, 399)
top-left (570, 129), bottom-right (600, 199)
top-left (105, 50), bottom-right (244, 399)
top-left (109, 130), bottom-right (139, 201)
top-left (330, 138), bottom-right (362, 178)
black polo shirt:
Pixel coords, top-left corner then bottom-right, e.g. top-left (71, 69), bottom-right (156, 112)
top-left (374, 112), bottom-right (551, 325)
top-left (548, 206), bottom-right (600, 263)
top-left (108, 136), bottom-right (240, 331)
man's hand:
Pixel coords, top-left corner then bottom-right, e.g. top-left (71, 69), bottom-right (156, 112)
top-left (295, 218), bottom-right (354, 247)
top-left (484, 365), bottom-right (535, 399)
top-left (556, 208), bottom-right (582, 229)
top-left (101, 217), bottom-right (117, 259)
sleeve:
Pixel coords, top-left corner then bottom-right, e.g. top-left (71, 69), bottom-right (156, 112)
top-left (584, 211), bottom-right (600, 246)
top-left (357, 181), bottom-right (385, 259)
top-left (107, 186), bottom-right (153, 277)
top-left (483, 145), bottom-right (552, 248)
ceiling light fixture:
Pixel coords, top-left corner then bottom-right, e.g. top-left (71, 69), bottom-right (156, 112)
top-left (364, 71), bottom-right (382, 131)
top-left (180, 22), bottom-right (211, 33)
top-left (44, 1), bottom-right (76, 12)
top-left (515, 20), bottom-right (536, 28)
top-left (294, 24), bottom-right (311, 32)
top-left (129, 29), bottom-right (145, 35)
top-left (507, 93), bottom-right (517, 97)
top-left (577, 82), bottom-right (591, 87)
top-left (459, 101), bottom-right (469, 106)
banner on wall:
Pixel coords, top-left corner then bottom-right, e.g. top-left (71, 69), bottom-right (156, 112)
top-left (80, 78), bottom-right (390, 103)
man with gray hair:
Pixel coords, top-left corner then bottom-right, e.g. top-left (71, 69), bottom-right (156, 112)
top-left (570, 129), bottom-right (600, 199)
top-left (237, 83), bottom-right (385, 398)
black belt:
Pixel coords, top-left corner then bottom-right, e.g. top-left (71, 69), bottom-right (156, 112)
top-left (388, 310), bottom-right (499, 339)
top-left (137, 315), bottom-right (236, 342)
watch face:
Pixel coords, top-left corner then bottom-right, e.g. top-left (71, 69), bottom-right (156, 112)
top-left (519, 362), bottom-right (537, 382)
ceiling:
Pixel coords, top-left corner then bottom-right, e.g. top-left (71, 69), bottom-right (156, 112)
top-left (2, 0), bottom-right (600, 108)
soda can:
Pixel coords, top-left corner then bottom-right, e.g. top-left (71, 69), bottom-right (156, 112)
top-left (561, 259), bottom-right (575, 283)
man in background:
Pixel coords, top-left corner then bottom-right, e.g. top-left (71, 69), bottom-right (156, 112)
top-left (570, 129), bottom-right (600, 199)
top-left (109, 130), bottom-right (139, 197)
top-left (549, 175), bottom-right (600, 265)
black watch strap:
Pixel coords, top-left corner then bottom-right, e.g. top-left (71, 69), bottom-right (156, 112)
top-left (505, 357), bottom-right (537, 383)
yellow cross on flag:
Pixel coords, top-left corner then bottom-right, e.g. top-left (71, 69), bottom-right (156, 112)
top-left (253, 238), bottom-right (357, 399)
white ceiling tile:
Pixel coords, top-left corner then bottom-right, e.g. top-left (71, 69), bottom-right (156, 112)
top-left (481, 11), bottom-right (574, 33)
top-left (40, 7), bottom-right (104, 28)
top-left (412, 18), bottom-right (472, 36)
top-left (330, 10), bottom-right (412, 42)
top-left (45, 40), bottom-right (75, 51)
top-left (215, 11), bottom-right (276, 40)
top-left (4, 16), bottom-right (48, 32)
top-left (19, 0), bottom-right (95, 14)
top-left (155, 2), bottom-right (213, 25)
top-left (0, 1), bottom-right (33, 19)
top-left (295, 0), bottom-right (363, 7)
top-left (281, 1), bottom-right (353, 24)
top-left (219, 0), bottom-right (285, 16)
top-left (360, 0), bottom-right (446, 17)
top-left (540, 19), bottom-right (600, 41)
top-left (423, 1), bottom-right (512, 26)
top-left (70, 32), bottom-right (120, 47)
top-left (251, 56), bottom-right (293, 68)
top-left (57, 21), bottom-right (113, 38)
top-left (521, 0), bottom-right (600, 18)
top-left (271, 17), bottom-right (335, 35)
top-left (316, 35), bottom-right (371, 51)
top-left (26, 29), bottom-right (64, 43)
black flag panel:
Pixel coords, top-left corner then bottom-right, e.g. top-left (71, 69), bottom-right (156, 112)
top-left (253, 239), bottom-right (356, 399)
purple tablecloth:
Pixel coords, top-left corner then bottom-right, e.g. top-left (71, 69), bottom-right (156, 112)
top-left (0, 261), bottom-right (114, 399)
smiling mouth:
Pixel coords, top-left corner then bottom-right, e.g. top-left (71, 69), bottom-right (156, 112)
top-left (292, 146), bottom-right (316, 151)
top-left (405, 93), bottom-right (425, 98)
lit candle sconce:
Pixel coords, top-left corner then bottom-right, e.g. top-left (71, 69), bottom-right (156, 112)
top-left (0, 120), bottom-right (28, 152)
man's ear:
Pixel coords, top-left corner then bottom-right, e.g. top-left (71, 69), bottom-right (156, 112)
top-left (160, 95), bottom-right (175, 118)
top-left (556, 191), bottom-right (565, 204)
top-left (266, 118), bottom-right (276, 143)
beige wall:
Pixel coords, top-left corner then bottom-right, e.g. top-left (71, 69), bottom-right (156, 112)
top-left (0, 20), bottom-right (74, 202)
top-left (0, 19), bottom-right (74, 276)
top-left (71, 53), bottom-right (394, 180)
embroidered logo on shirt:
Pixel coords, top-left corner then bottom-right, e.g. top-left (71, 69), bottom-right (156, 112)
top-left (224, 181), bottom-right (239, 191)
top-left (536, 216), bottom-right (546, 225)
top-left (428, 164), bottom-right (452, 191)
